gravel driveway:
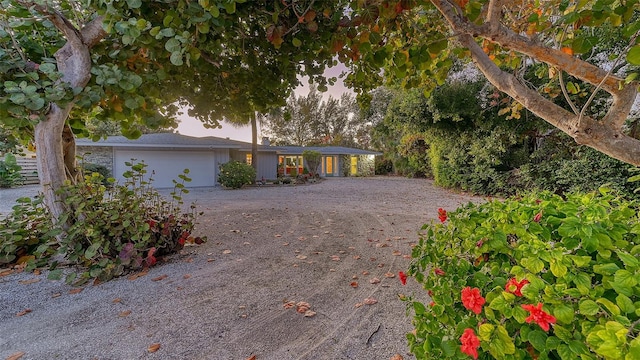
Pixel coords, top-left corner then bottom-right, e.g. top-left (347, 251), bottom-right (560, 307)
top-left (0, 177), bottom-right (481, 360)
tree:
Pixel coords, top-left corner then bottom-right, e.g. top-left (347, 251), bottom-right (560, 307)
top-left (262, 85), bottom-right (370, 147)
top-left (1, 0), bottom-right (343, 225)
top-left (337, 0), bottom-right (640, 166)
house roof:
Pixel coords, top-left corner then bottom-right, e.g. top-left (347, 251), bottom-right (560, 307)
top-left (76, 133), bottom-right (381, 155)
top-left (76, 132), bottom-right (276, 151)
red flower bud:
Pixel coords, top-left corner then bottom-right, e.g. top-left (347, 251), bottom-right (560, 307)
top-left (434, 268), bottom-right (445, 276)
top-left (533, 212), bottom-right (542, 223)
top-left (398, 271), bottom-right (407, 285)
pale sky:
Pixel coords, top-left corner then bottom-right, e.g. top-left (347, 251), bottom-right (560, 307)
top-left (175, 65), bottom-right (352, 142)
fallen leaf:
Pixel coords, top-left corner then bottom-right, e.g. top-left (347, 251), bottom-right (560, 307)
top-left (5, 351), bottom-right (25, 360)
top-left (283, 301), bottom-right (296, 309)
top-left (364, 297), bottom-right (378, 305)
top-left (362, 271), bottom-right (369, 275)
top-left (33, 269), bottom-right (41, 275)
top-left (207, 258), bottom-right (215, 262)
top-left (68, 288), bottom-right (83, 294)
top-left (246, 356), bottom-right (257, 360)
top-left (350, 281), bottom-right (358, 288)
top-left (304, 310), bottom-right (317, 317)
top-left (16, 309), bottom-right (32, 317)
top-left (354, 302), bottom-right (363, 308)
top-left (369, 277), bottom-right (381, 284)
top-left (384, 272), bottom-right (395, 278)
top-left (298, 236), bottom-right (306, 241)
top-left (183, 274), bottom-right (191, 279)
top-left (282, 242), bottom-right (289, 246)
top-left (51, 293), bottom-right (61, 298)
top-left (390, 354), bottom-right (404, 360)
top-left (331, 255), bottom-right (340, 261)
top-left (118, 310), bottom-right (132, 317)
top-left (377, 263), bottom-right (385, 268)
top-left (112, 298), bottom-right (121, 303)
top-left (147, 343), bottom-right (161, 353)
top-left (296, 255), bottom-right (308, 260)
top-left (352, 275), bottom-right (358, 279)
top-left (18, 278), bottom-right (40, 285)
top-left (152, 274), bottom-right (168, 281)
top-left (275, 234), bottom-right (282, 238)
top-left (127, 269), bottom-right (148, 280)
top-left (375, 243), bottom-right (389, 248)
top-left (292, 264), bottom-right (299, 267)
top-left (392, 250), bottom-right (402, 256)
top-left (329, 268), bottom-right (335, 272)
top-left (403, 255), bottom-right (412, 259)
top-left (0, 269), bottom-right (14, 277)
top-left (353, 255), bottom-right (361, 260)
top-left (222, 250), bottom-right (232, 254)
top-left (243, 242), bottom-right (250, 245)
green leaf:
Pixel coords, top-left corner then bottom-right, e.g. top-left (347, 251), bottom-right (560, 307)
top-left (165, 38), bottom-right (181, 52)
top-left (292, 38), bottom-right (302, 47)
top-left (47, 269), bottom-right (63, 280)
top-left (627, 337), bottom-right (640, 360)
top-left (170, 52), bottom-right (184, 66)
top-left (478, 323), bottom-right (494, 342)
top-left (528, 330), bottom-right (547, 351)
top-left (85, 242), bottom-right (101, 259)
top-left (593, 263), bottom-right (619, 275)
top-left (627, 45), bottom-right (640, 65)
top-left (596, 298), bottom-right (621, 316)
top-left (579, 299), bottom-right (600, 316)
top-left (557, 344), bottom-right (573, 360)
top-left (550, 261), bottom-right (568, 277)
top-left (615, 294), bottom-right (635, 314)
top-left (553, 304), bottom-right (575, 324)
top-left (126, 0), bottom-right (142, 8)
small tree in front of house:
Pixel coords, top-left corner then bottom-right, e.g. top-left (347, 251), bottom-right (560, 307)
top-left (303, 150), bottom-right (322, 178)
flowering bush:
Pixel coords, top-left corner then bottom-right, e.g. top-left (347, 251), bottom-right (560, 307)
top-left (405, 189), bottom-right (640, 359)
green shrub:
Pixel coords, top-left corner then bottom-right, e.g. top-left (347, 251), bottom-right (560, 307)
top-left (519, 147), bottom-right (637, 199)
top-left (0, 153), bottom-right (23, 188)
top-left (1, 162), bottom-right (206, 284)
top-left (81, 162), bottom-right (111, 184)
top-left (405, 189), bottom-right (640, 359)
top-left (218, 160), bottom-right (256, 189)
top-left (0, 195), bottom-right (58, 268)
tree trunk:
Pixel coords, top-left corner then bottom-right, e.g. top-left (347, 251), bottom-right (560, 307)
top-left (251, 114), bottom-right (258, 174)
top-left (32, 12), bottom-right (106, 225)
top-left (431, 0), bottom-right (640, 166)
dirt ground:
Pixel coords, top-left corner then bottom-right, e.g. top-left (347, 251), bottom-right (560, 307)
top-left (0, 177), bottom-right (481, 360)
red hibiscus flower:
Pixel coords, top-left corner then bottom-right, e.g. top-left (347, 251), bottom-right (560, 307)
top-left (398, 271), bottom-right (407, 285)
top-left (533, 212), bottom-right (542, 223)
top-left (460, 328), bottom-right (481, 359)
top-left (505, 278), bottom-right (529, 297)
top-left (437, 208), bottom-right (447, 223)
top-left (461, 287), bottom-right (485, 315)
top-left (434, 268), bottom-right (446, 276)
top-left (522, 303), bottom-right (556, 331)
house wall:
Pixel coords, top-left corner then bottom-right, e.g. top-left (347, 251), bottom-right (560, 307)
top-left (233, 151), bottom-right (278, 180)
top-left (77, 146), bottom-right (114, 175)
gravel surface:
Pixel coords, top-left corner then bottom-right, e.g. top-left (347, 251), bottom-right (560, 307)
top-left (0, 177), bottom-right (482, 360)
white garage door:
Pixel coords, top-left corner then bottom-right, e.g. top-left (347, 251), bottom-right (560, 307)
top-left (114, 150), bottom-right (217, 188)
